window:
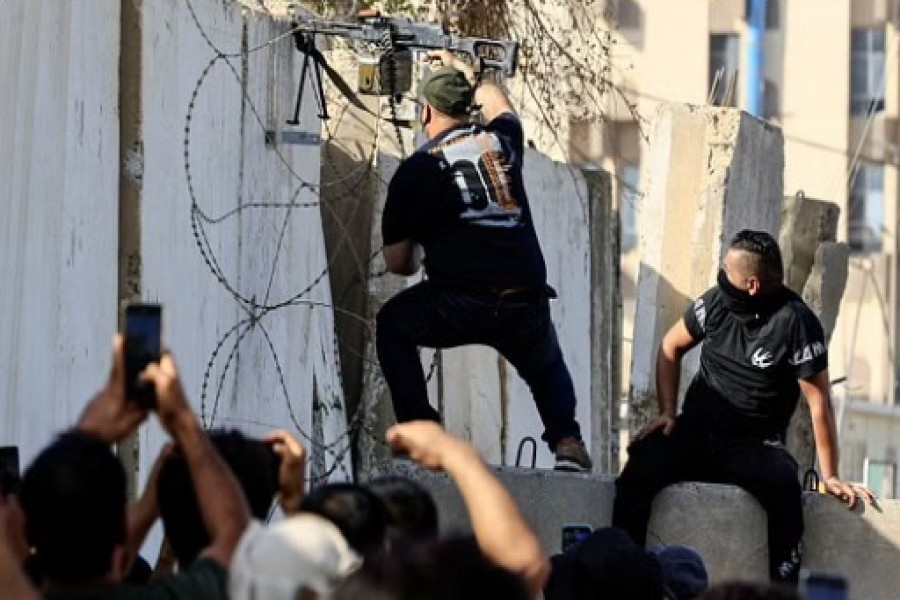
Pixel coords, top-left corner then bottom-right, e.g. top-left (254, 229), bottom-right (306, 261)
top-left (620, 164), bottom-right (640, 252)
top-left (709, 34), bottom-right (740, 107)
top-left (850, 27), bottom-right (886, 115)
top-left (849, 161), bottom-right (885, 252)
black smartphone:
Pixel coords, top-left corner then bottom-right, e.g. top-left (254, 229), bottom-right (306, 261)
top-left (0, 446), bottom-right (21, 496)
top-left (801, 570), bottom-right (849, 600)
top-left (561, 524), bottom-right (593, 553)
top-left (124, 303), bottom-right (163, 409)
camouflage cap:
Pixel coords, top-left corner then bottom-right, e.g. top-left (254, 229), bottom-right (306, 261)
top-left (419, 66), bottom-right (475, 117)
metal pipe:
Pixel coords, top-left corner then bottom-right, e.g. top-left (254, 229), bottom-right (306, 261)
top-left (747, 0), bottom-right (767, 117)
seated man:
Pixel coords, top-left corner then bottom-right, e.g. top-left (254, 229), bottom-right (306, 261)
top-left (613, 230), bottom-right (875, 584)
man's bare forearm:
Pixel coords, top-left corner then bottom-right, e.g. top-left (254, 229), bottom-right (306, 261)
top-left (655, 347), bottom-right (680, 417)
top-left (808, 391), bottom-right (840, 480)
top-left (442, 446), bottom-right (548, 595)
top-left (0, 531), bottom-right (39, 600)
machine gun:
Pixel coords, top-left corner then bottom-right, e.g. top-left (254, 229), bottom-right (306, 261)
top-left (283, 8), bottom-right (519, 126)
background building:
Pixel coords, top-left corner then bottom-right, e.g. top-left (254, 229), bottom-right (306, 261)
top-left (568, 0), bottom-right (900, 497)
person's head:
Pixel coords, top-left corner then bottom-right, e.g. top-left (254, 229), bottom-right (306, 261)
top-left (334, 536), bottom-right (530, 600)
top-left (158, 429), bottom-right (279, 566)
top-left (699, 582), bottom-right (800, 600)
top-left (18, 431), bottom-right (127, 586)
top-left (230, 515), bottom-right (362, 600)
top-left (367, 475), bottom-right (438, 547)
top-left (722, 230), bottom-right (784, 296)
top-left (301, 482), bottom-right (390, 559)
top-left (647, 545), bottom-right (709, 600)
top-left (545, 526), bottom-right (665, 600)
top-left (418, 66), bottom-right (474, 139)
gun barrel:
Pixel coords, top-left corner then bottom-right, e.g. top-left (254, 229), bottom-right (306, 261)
top-left (291, 16), bottom-right (519, 77)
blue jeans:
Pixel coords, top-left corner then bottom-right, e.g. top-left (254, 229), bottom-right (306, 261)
top-left (375, 280), bottom-right (582, 449)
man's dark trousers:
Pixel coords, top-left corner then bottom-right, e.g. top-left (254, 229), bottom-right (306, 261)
top-left (376, 280), bottom-right (581, 449)
top-left (612, 414), bottom-right (804, 583)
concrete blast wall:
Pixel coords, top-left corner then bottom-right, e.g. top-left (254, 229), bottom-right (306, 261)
top-left (0, 0), bottom-right (352, 556)
top-left (629, 104), bottom-right (784, 435)
top-left (134, 0), bottom-right (351, 498)
top-left (0, 1), bottom-right (120, 464)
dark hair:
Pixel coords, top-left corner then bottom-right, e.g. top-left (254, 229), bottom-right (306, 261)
top-left (19, 431), bottom-right (127, 584)
top-left (367, 475), bottom-right (439, 546)
top-left (157, 429), bottom-right (279, 566)
top-left (545, 526), bottom-right (665, 600)
top-left (699, 582), bottom-right (800, 600)
top-left (728, 230), bottom-right (784, 285)
top-left (301, 482), bottom-right (390, 558)
top-left (334, 536), bottom-right (530, 600)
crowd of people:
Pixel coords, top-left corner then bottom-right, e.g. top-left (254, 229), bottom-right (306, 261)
top-left (0, 333), bottom-right (815, 600)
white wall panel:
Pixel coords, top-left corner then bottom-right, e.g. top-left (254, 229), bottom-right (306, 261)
top-left (0, 0), bottom-right (120, 465)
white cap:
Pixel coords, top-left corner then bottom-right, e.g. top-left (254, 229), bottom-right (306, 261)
top-left (229, 515), bottom-right (362, 600)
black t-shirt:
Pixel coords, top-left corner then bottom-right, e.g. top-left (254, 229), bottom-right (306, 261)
top-left (381, 113), bottom-right (547, 288)
top-left (681, 285), bottom-right (828, 439)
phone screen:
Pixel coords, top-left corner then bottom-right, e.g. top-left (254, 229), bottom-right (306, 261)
top-left (801, 571), bottom-right (848, 600)
top-left (0, 446), bottom-right (21, 496)
top-left (125, 303), bottom-right (162, 408)
top-left (561, 525), bottom-right (593, 553)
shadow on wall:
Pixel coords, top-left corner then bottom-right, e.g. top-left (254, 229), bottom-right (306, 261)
top-left (319, 139), bottom-right (378, 433)
top-left (626, 263), bottom-right (693, 443)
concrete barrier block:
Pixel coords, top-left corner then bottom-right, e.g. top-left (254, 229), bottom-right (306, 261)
top-left (373, 462), bottom-right (615, 556)
top-left (802, 492), bottom-right (900, 600)
top-left (648, 483), bottom-right (769, 582)
top-left (379, 465), bottom-right (900, 595)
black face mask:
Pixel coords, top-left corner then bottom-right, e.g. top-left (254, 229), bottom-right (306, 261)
top-left (717, 269), bottom-right (788, 319)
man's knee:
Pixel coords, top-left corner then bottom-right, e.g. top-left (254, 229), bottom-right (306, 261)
top-left (616, 432), bottom-right (683, 490)
top-left (376, 300), bottom-right (404, 339)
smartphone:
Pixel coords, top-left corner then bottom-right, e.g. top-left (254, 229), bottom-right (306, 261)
top-left (124, 303), bottom-right (163, 409)
top-left (561, 524), bottom-right (593, 554)
top-left (801, 570), bottom-right (849, 600)
top-left (0, 446), bottom-right (21, 496)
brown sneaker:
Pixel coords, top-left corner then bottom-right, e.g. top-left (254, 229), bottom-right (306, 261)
top-left (554, 437), bottom-right (593, 472)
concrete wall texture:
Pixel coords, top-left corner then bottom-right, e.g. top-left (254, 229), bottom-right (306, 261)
top-left (629, 104), bottom-right (784, 435)
top-left (134, 0), bottom-right (353, 491)
top-left (0, 1), bottom-right (120, 464)
top-left (1, 0), bottom-right (352, 498)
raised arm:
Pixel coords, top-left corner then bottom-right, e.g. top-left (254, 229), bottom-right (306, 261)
top-left (0, 495), bottom-right (40, 600)
top-left (122, 444), bottom-right (173, 572)
top-left (265, 429), bottom-right (307, 516)
top-left (142, 354), bottom-right (251, 567)
top-left (387, 421), bottom-right (548, 597)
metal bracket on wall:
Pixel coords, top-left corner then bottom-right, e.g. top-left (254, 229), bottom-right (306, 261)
top-left (264, 130), bottom-right (322, 147)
